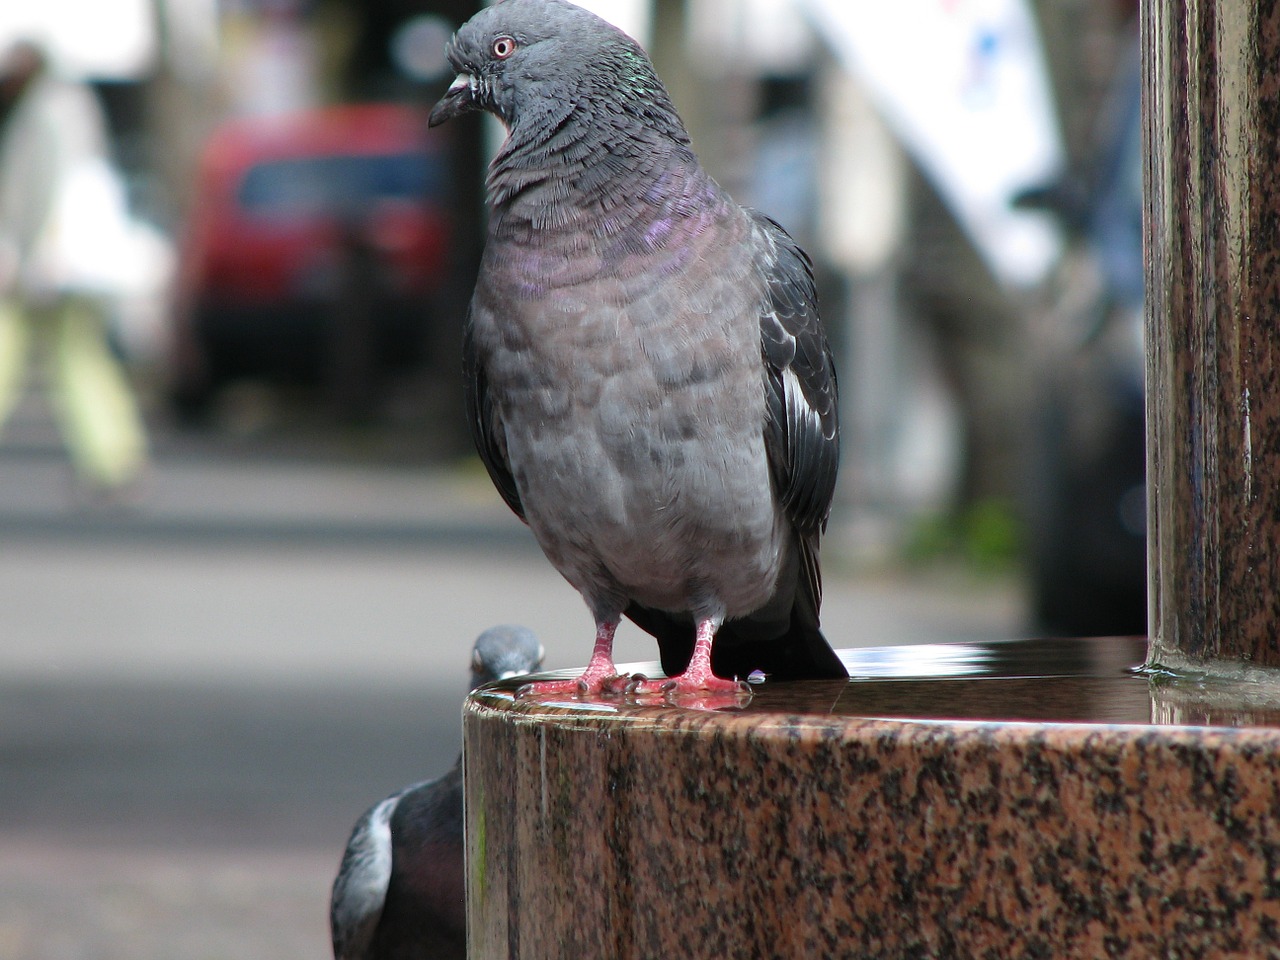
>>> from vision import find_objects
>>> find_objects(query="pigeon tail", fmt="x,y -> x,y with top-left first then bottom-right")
713,609 -> 847,682
627,586 -> 847,683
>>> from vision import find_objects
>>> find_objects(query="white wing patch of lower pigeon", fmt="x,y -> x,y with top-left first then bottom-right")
332,795 -> 397,959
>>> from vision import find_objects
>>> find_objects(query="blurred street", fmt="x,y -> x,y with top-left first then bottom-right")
0,390 -> 1024,960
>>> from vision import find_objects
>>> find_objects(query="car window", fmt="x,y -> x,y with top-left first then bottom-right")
237,152 -> 440,216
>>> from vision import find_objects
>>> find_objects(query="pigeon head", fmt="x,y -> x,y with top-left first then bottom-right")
428,0 -> 688,150
469,624 -> 545,689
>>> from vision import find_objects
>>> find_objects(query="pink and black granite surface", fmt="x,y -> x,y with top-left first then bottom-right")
464,638 -> 1280,959
1144,0 -> 1280,667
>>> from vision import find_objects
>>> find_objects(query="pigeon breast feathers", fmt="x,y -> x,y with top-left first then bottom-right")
465,208 -> 841,545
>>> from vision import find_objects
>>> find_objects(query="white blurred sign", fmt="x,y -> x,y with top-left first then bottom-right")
0,0 -> 156,80
570,0 -> 652,45
801,0 -> 1064,287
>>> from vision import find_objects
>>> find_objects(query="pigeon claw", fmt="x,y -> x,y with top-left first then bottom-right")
626,671 -> 752,701
602,673 -> 634,695
515,673 -> 629,701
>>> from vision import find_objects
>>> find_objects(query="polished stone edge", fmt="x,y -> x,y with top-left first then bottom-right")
464,690 -> 1280,959
468,682 -> 1280,747
470,682 -> 1280,735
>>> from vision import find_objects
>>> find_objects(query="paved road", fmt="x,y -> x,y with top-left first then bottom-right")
0,404 -> 1024,959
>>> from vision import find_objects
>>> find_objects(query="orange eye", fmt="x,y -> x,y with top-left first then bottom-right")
492,36 -> 516,59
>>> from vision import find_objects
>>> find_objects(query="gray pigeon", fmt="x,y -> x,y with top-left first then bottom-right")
429,0 -> 844,696
329,625 -> 544,960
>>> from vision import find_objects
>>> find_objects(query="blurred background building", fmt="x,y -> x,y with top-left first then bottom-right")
0,0 -> 1145,634
0,0 -> 1146,634
0,3 -> 1146,954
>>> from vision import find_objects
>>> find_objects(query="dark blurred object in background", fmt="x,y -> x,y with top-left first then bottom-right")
167,103 -> 454,423
1020,41 -> 1145,637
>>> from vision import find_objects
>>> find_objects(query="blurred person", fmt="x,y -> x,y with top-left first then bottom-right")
0,40 -> 147,497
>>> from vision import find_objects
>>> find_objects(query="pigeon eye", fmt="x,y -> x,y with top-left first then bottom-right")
492,36 -> 516,59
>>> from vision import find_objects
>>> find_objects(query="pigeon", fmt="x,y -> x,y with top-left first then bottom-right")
429,0 -> 845,696
329,625 -> 544,960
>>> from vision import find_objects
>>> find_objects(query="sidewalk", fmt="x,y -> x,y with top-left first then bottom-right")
0,446 -> 533,549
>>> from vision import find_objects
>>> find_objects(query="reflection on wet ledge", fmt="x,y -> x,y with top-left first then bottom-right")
475,636 -> 1280,729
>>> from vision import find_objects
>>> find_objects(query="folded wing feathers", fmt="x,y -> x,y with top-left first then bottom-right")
463,313 -> 525,522
753,212 -> 839,539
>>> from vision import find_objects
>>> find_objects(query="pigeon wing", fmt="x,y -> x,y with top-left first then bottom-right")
633,211 -> 845,682
463,311 -> 525,522
754,212 -> 840,545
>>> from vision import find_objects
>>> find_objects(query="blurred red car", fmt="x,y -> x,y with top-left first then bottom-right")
169,102 -> 454,417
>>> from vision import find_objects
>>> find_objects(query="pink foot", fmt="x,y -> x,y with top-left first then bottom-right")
626,667 -> 750,699
625,618 -> 751,703
517,668 -> 630,699
516,621 -> 627,699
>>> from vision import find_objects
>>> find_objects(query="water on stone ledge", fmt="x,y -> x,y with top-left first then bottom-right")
482,637 -> 1280,729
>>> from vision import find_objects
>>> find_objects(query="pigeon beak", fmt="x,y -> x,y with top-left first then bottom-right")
429,74 -> 477,127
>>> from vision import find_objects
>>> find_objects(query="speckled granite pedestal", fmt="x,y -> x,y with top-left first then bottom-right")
464,638 -> 1280,959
